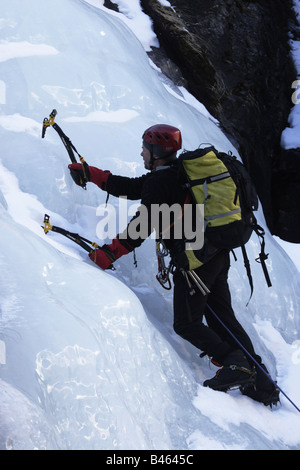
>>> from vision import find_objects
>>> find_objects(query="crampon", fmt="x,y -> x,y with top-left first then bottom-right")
240,381 -> 281,408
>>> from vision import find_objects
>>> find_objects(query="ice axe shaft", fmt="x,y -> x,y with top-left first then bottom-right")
41,109 -> 89,187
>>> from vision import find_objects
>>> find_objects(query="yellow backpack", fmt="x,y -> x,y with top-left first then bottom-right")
178,146 -> 271,298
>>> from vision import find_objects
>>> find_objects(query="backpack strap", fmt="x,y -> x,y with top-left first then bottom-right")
240,243 -> 254,306
254,224 -> 272,288
237,222 -> 272,306
186,171 -> 231,188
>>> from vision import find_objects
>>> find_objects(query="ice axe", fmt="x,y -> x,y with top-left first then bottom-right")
42,109 -> 90,188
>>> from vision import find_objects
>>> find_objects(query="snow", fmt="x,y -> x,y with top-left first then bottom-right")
0,41 -> 58,62
0,0 -> 299,451
83,0 -> 159,51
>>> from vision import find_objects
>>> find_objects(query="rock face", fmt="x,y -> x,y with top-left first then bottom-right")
140,0 -> 300,242
106,0 -> 300,242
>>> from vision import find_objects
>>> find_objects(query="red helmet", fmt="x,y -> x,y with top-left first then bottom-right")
143,124 -> 182,157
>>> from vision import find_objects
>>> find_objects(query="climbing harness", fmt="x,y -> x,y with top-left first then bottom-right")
42,214 -> 99,255
42,109 -> 90,189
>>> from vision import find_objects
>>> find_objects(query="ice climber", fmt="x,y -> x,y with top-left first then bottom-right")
68,124 -> 279,407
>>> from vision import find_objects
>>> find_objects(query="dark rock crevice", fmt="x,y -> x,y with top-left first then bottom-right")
104,0 -> 300,242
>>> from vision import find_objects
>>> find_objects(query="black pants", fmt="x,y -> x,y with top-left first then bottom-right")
173,250 -> 258,365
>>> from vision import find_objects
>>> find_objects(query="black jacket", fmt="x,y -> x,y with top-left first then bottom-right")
106,161 -> 187,256
105,159 -> 220,269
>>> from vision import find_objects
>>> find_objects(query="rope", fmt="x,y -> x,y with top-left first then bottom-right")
205,302 -> 300,413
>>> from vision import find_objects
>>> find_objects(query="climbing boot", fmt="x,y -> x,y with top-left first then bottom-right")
203,349 -> 256,392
